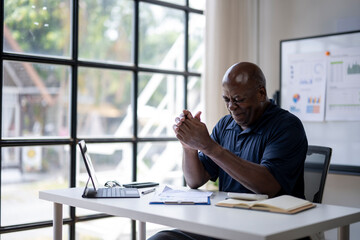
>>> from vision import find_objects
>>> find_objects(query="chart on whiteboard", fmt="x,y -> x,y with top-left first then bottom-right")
325,47 -> 360,121
283,48 -> 360,122
283,52 -> 326,121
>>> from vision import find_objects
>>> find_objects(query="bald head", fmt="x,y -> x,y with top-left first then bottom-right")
221,62 -> 269,129
222,62 -> 266,89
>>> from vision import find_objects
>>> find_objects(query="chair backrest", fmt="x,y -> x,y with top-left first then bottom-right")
304,145 -> 332,203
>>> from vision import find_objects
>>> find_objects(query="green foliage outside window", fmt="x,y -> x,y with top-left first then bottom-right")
4,0 -> 71,56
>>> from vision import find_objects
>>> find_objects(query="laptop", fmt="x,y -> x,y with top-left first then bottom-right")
78,140 -> 140,198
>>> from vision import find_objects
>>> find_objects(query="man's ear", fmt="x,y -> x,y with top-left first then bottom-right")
258,86 -> 267,101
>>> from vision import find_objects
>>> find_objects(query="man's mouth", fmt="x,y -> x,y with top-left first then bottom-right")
232,112 -> 245,117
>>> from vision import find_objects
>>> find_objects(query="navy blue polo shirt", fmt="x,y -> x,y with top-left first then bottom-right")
199,100 -> 308,198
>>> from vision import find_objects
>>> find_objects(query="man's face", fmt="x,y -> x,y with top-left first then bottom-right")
222,76 -> 265,129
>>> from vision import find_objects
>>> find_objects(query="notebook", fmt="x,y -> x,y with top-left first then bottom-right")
78,140 -> 140,198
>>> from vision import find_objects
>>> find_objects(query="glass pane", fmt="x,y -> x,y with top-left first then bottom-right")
1,145 -> 70,226
189,0 -> 206,10
2,61 -> 71,138
79,0 -> 134,64
76,218 -> 131,240
139,3 -> 185,70
137,142 -> 183,186
137,73 -> 184,138
1,226 -> 69,240
187,76 -> 204,113
188,13 -> 205,72
3,0 -> 71,57
76,142 -> 133,216
77,67 -> 133,138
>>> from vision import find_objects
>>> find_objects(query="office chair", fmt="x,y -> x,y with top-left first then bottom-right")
304,145 -> 332,204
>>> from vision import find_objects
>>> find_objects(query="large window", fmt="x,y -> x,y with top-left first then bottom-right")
1,0 -> 205,239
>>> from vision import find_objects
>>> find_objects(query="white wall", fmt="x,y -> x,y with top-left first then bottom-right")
204,0 -> 259,130
258,0 -> 360,98
258,0 -> 360,239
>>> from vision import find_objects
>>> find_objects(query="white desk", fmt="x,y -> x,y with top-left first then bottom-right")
39,187 -> 360,240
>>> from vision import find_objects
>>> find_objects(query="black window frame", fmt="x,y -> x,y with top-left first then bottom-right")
0,0 -> 205,239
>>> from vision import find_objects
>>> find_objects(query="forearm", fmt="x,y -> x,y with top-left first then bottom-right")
202,142 -> 281,197
182,148 -> 210,189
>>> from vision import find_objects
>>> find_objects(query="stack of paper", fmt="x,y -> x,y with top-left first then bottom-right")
149,186 -> 213,205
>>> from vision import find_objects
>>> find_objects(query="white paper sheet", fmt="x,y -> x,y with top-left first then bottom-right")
149,186 -> 213,204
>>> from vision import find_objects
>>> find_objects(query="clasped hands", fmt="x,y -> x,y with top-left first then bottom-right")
173,110 -> 212,152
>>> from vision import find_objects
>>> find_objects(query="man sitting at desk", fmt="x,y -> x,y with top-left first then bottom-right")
148,62 -> 308,240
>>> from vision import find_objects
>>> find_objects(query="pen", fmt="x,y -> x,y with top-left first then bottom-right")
142,188 -> 156,195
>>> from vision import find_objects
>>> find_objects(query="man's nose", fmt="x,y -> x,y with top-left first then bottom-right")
228,101 -> 237,110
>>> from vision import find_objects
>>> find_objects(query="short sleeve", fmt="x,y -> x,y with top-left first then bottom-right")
198,151 -> 219,181
261,117 -> 307,195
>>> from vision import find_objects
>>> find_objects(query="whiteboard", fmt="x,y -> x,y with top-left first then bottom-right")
280,31 -> 360,171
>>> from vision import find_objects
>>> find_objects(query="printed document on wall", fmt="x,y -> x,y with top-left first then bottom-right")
325,47 -> 360,121
283,53 -> 326,121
